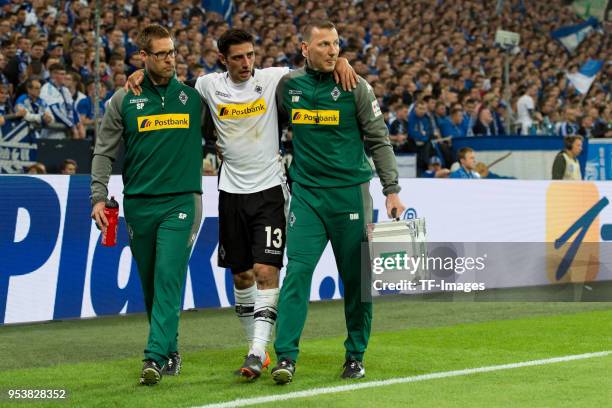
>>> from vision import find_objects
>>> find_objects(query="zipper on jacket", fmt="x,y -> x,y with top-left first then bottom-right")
314,74 -> 321,124
151,81 -> 167,111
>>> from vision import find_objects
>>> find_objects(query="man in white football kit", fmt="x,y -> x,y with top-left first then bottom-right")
127,28 -> 356,379
198,30 -> 290,379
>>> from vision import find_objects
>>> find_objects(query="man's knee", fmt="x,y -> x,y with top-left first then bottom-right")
253,263 -> 279,288
233,269 -> 255,289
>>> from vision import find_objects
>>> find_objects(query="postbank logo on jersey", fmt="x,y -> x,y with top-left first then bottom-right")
291,109 -> 340,125
217,98 -> 266,119
137,114 -> 189,132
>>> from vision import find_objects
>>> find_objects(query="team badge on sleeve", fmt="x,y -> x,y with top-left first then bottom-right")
371,99 -> 382,117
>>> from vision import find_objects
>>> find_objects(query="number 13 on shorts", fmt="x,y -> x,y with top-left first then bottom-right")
265,226 -> 283,249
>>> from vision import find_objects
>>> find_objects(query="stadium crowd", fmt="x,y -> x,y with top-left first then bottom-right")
0,0 -> 609,175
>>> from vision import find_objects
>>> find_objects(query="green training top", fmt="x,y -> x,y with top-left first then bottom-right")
276,65 -> 400,195
90,72 -> 211,205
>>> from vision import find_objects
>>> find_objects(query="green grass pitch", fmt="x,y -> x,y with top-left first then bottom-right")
0,298 -> 610,407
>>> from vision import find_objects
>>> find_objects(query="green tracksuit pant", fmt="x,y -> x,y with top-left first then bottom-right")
274,182 -> 373,363
124,192 -> 202,366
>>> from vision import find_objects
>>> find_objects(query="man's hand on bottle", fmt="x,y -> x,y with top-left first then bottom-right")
91,201 -> 108,232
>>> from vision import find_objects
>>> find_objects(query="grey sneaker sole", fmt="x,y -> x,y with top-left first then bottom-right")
272,368 -> 293,384
343,371 -> 365,379
140,367 -> 161,385
342,368 -> 365,379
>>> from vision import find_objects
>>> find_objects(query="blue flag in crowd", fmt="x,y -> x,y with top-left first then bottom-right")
202,0 -> 234,22
551,17 -> 599,53
567,59 -> 604,95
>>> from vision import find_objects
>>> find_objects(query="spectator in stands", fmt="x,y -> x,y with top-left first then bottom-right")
26,162 -> 46,174
14,78 -> 53,140
109,54 -> 126,78
592,105 -> 612,138
2,38 -> 19,87
29,41 -> 45,64
126,51 -> 143,75
388,104 -> 409,152
552,135 -> 583,180
462,98 -> 477,137
433,101 -> 448,132
190,63 -> 205,79
424,95 -> 440,137
421,156 -> 450,178
60,158 -> 78,175
66,71 -> 87,108
440,106 -> 466,139
516,84 -> 541,135
105,28 -> 126,58
483,94 -> 507,135
428,99 -> 454,166
450,147 -> 480,179
0,52 -> 9,87
473,106 -> 500,136
113,72 -> 127,90
77,79 -> 107,139
47,42 -> 65,65
0,20 -> 10,42
175,61 -> 189,81
578,115 -> 595,138
40,63 -> 84,139
0,83 -> 16,136
202,48 -> 220,73
68,49 -> 90,83
557,106 -> 580,137
407,99 -> 433,174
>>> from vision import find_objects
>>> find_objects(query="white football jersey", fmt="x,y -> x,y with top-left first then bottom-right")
195,67 -> 290,193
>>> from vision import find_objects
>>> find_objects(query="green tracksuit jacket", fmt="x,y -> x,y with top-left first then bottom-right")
274,65 -> 401,363
90,72 -> 209,366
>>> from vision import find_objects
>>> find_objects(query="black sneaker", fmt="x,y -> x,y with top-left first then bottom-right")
341,359 -> 365,379
237,352 -> 270,380
139,360 -> 163,385
164,352 -> 182,376
271,358 -> 295,384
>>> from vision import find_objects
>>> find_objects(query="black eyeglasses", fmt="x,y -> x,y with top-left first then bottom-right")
146,49 -> 177,60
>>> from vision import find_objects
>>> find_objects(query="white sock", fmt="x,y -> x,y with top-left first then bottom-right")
251,288 -> 279,362
234,284 -> 257,347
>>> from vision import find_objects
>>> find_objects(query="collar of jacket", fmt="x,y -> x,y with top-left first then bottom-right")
304,62 -> 333,80
142,70 -> 180,92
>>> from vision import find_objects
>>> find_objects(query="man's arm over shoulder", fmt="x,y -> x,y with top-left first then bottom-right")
90,88 -> 126,206
353,77 -> 400,195
275,71 -> 292,126
199,93 -> 215,144
193,72 -> 218,101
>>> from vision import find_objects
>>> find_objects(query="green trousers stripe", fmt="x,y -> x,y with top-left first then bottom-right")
124,193 -> 202,366
275,182 -> 373,363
